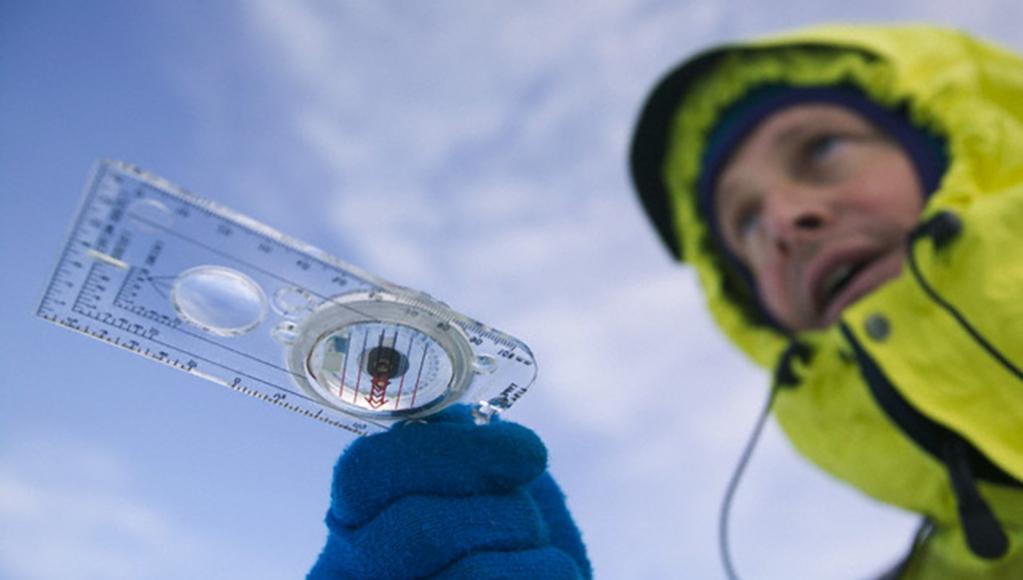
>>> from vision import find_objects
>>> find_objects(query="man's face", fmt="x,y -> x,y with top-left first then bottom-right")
713,104 -> 924,331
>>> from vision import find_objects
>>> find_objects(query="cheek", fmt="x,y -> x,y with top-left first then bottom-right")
748,255 -> 797,326
855,157 -> 925,228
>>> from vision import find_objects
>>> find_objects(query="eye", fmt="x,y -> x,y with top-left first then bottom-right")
806,134 -> 844,162
735,207 -> 760,237
796,132 -> 858,182
725,201 -> 761,246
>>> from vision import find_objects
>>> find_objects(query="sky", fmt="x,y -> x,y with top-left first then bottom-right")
3,2 -> 1023,579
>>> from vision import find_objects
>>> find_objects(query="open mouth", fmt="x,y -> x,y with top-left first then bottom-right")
820,260 -> 868,306
810,253 -> 881,321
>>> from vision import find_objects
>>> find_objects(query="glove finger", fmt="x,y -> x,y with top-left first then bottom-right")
528,473 -> 592,579
433,547 -> 584,579
334,417 -> 547,526
341,490 -> 548,579
306,527 -> 365,579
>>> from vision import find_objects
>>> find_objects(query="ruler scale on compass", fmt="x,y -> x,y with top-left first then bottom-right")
37,160 -> 536,435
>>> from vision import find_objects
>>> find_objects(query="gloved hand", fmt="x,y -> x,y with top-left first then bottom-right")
307,406 -> 591,579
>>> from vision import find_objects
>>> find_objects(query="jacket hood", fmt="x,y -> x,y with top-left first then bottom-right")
629,23 -> 1023,369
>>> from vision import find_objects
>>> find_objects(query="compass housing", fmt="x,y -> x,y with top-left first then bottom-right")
287,291 -> 476,420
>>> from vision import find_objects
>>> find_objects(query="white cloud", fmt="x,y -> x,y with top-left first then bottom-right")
0,437 -> 294,580
0,439 -> 180,580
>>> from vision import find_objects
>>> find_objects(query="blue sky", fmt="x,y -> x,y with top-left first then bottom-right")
4,2 -> 1023,578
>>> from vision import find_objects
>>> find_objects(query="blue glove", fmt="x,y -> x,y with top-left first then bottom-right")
307,406 -> 591,579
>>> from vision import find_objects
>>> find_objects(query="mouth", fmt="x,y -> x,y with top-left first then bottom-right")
807,247 -> 904,326
819,260 -> 867,306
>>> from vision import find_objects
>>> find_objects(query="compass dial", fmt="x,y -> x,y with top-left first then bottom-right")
306,321 -> 454,413
286,294 -> 475,420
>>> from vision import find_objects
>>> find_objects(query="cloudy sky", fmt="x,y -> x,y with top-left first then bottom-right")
4,2 -> 1023,578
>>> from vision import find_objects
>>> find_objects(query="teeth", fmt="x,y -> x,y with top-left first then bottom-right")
823,263 -> 855,298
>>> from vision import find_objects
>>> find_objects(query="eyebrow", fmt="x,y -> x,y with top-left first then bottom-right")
771,122 -> 819,152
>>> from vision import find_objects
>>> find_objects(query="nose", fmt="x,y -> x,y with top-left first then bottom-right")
761,190 -> 833,255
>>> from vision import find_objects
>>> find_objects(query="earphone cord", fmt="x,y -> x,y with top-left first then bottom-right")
719,380 -> 781,580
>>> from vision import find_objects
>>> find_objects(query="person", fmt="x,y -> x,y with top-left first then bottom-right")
307,24 -> 1023,579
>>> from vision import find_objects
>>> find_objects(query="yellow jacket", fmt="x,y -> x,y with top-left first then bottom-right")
630,25 -> 1023,578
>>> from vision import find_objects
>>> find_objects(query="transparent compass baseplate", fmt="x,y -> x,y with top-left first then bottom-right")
36,160 -> 537,435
